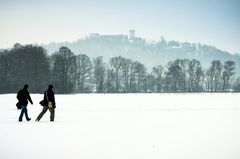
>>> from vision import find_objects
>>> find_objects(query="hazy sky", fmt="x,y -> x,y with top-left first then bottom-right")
1,0 -> 240,53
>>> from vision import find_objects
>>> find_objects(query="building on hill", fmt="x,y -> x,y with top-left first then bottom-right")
129,30 -> 135,40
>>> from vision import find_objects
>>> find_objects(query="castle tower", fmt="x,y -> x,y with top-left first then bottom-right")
129,30 -> 135,40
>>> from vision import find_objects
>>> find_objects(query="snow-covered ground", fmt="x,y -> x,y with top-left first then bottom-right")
0,93 -> 240,159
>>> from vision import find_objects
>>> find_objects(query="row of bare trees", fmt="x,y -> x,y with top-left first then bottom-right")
49,47 -> 239,93
0,44 -> 239,93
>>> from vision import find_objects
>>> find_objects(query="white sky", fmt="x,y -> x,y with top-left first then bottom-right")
0,0 -> 240,53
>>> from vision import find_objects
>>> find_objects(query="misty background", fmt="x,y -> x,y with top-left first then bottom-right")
1,0 -> 240,53
0,0 -> 240,93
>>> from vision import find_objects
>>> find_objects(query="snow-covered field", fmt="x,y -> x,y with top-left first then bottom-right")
0,93 -> 240,159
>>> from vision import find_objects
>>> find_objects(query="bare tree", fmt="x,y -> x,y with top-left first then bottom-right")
164,59 -> 188,92
93,56 -> 106,93
205,60 -> 222,92
222,60 -> 235,91
143,74 -> 155,93
75,54 -> 93,93
121,58 -> 132,92
0,50 -> 11,93
106,68 -> 115,93
51,47 -> 76,93
134,62 -> 147,92
129,61 -> 138,92
110,56 -> 124,92
152,65 -> 164,92
187,59 -> 204,92
233,77 -> 240,92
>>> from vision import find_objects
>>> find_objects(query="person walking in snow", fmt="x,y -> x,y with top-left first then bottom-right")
17,84 -> 33,122
36,84 -> 56,122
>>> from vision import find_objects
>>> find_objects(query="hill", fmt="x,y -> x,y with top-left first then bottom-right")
44,33 -> 240,74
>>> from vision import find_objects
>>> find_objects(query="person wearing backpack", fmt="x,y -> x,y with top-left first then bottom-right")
36,84 -> 56,122
17,84 -> 33,122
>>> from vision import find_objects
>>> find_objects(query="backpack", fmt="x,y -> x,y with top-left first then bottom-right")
17,90 -> 23,101
16,90 -> 23,109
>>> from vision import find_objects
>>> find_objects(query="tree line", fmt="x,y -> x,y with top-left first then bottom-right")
0,44 -> 240,94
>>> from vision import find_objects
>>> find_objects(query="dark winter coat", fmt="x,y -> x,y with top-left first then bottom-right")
17,88 -> 33,106
43,88 -> 56,108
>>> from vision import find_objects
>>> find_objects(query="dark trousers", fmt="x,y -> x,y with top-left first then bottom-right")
19,105 -> 30,121
36,106 -> 55,121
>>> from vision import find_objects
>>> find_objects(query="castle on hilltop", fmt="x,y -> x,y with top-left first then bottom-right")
90,30 -> 136,40
88,30 -> 145,45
